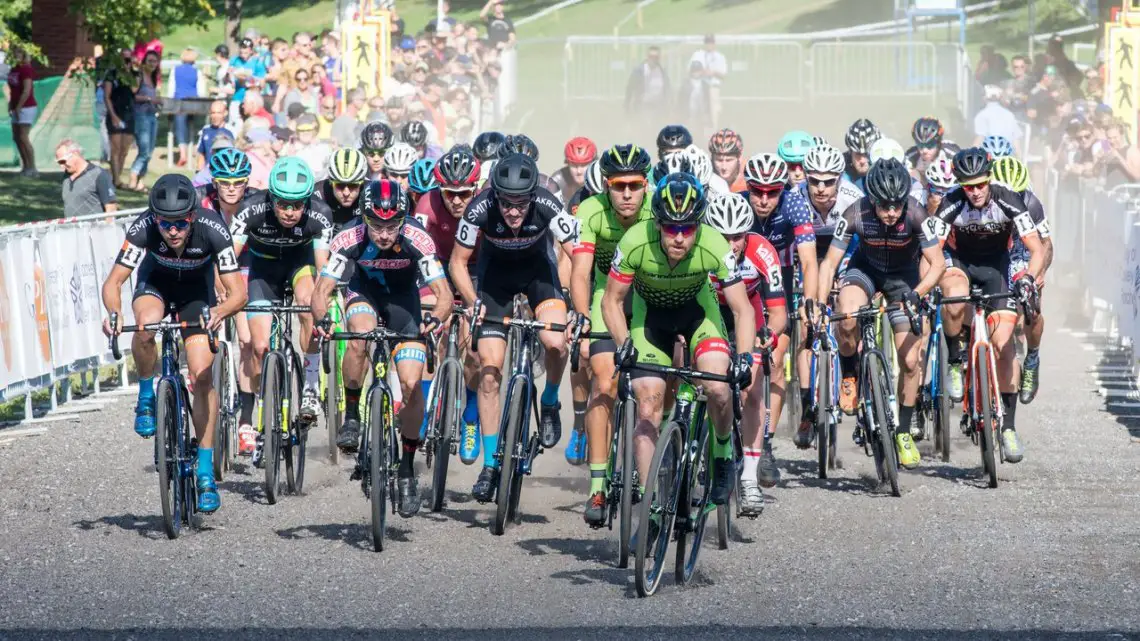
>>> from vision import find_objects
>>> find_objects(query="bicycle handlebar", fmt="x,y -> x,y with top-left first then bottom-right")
323,328 -> 436,374
242,304 -> 313,314
108,308 -> 218,361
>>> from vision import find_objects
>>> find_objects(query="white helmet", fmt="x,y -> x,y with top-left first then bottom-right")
811,135 -> 829,147
682,144 -> 713,187
804,143 -> 846,176
383,142 -> 418,175
704,192 -> 754,235
583,159 -> 604,195
924,157 -> 956,190
743,152 -> 788,186
869,137 -> 906,164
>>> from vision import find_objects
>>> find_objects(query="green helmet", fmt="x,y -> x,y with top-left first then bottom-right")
777,130 -> 816,164
268,156 -> 315,201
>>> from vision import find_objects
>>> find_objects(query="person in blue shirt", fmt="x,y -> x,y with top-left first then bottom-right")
195,100 -> 234,171
228,38 -> 267,124
173,48 -> 201,167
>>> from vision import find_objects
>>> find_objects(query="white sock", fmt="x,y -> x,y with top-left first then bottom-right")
304,353 -> 320,392
741,447 -> 761,482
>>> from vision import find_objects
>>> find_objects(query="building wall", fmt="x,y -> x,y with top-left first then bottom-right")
31,0 -> 95,76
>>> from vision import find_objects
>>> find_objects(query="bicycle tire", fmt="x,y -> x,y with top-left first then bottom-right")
492,377 -> 527,536
210,341 -> 231,481
977,349 -> 999,489
868,355 -> 900,497
717,426 -> 741,549
261,352 -> 285,505
816,350 -> 831,479
634,421 -> 684,598
290,352 -> 308,495
676,420 -> 714,585
786,320 -> 801,436
155,379 -> 180,539
430,361 -> 461,513
617,397 -> 636,568
323,340 -> 341,464
181,392 -> 197,531
935,332 -> 952,463
369,385 -> 391,552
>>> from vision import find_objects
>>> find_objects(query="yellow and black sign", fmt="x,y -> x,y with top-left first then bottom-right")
343,22 -> 380,100
1107,22 -> 1140,142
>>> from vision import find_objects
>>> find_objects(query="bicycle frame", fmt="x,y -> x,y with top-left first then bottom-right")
963,302 -> 1003,430
923,299 -> 945,407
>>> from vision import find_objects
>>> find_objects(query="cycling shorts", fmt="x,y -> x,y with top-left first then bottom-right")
630,284 -> 729,381
344,273 -> 423,338
476,257 -> 563,343
132,259 -> 214,338
242,247 -> 316,307
588,272 -> 634,357
944,249 -> 1018,316
838,254 -> 919,330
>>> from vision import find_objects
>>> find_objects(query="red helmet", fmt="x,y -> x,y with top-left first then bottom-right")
708,128 -> 743,156
564,136 -> 597,165
361,179 -> 408,223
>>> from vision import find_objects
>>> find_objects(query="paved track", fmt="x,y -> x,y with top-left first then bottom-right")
2,321 -> 1139,640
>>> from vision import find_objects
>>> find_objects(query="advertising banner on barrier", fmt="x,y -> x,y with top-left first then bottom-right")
0,235 -> 16,393
88,223 -> 134,352
1120,223 -> 1140,344
0,235 -> 53,398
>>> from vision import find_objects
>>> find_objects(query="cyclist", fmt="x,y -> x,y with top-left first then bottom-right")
906,116 -> 960,179
503,133 -> 562,197
741,152 -> 818,448
815,158 -> 947,468
777,130 -> 817,187
312,179 -> 453,517
316,148 -> 368,232
360,121 -> 395,180
991,156 -> 1054,404
408,157 -> 439,207
401,120 -> 443,161
843,118 -> 882,191
709,128 -> 747,192
383,142 -> 419,192
651,153 -> 692,188
981,135 -> 1015,159
682,144 -> 730,194
704,192 -> 786,513
473,130 -> 506,182
921,157 -> 956,215
566,160 -> 604,215
656,124 -> 693,160
870,137 -> 907,164
551,136 -> 598,202
604,177 -> 756,507
930,148 -> 1046,464
231,157 -> 334,464
568,144 -> 655,525
448,153 -> 578,502
101,174 -> 247,513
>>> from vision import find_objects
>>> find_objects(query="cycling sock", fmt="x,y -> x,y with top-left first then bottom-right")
482,433 -> 500,468
399,438 -> 419,477
589,463 -> 607,494
897,404 -> 915,434
573,400 -> 587,432
946,335 -> 963,363
138,377 -> 155,402
463,387 -> 479,424
1023,348 -> 1040,369
420,379 -> 432,402
713,433 -> 733,459
345,386 -> 362,421
303,353 -> 320,391
839,354 -> 858,379
800,388 -> 813,414
741,447 -> 761,481
541,382 -> 560,406
239,392 -> 255,425
197,448 -> 214,480
1001,393 -> 1017,431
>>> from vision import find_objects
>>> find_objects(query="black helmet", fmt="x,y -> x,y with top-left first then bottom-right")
434,147 -> 481,187
911,116 -> 944,146
473,131 -> 506,161
599,144 -> 651,177
651,177 -> 706,225
360,121 -> 395,151
654,154 -> 692,182
845,118 -> 881,154
656,125 -> 693,156
865,158 -> 912,206
504,133 -> 540,161
360,179 -> 410,223
952,147 -> 992,184
401,120 -> 428,147
490,153 -> 539,197
149,174 -> 197,219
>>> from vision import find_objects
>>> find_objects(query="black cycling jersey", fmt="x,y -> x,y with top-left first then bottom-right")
567,185 -> 595,215
830,196 -> 936,274
322,217 -> 445,294
904,140 -> 960,171
230,191 -> 334,260
455,186 -> 577,262
929,183 -> 1036,262
195,184 -> 261,225
115,207 -> 239,276
313,179 -> 362,231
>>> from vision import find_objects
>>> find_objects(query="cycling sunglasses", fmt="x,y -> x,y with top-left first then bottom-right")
607,177 -> 647,192
748,183 -> 784,197
961,180 -> 990,192
158,216 -> 193,231
273,198 -> 306,211
214,177 -> 248,188
786,162 -> 803,172
499,194 -> 531,210
660,223 -> 697,237
442,187 -> 476,199
807,176 -> 838,188
876,200 -> 906,212
332,181 -> 363,190
362,147 -> 387,158
928,186 -> 950,197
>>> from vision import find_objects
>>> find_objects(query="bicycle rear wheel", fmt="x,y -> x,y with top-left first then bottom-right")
676,421 -> 714,585
977,350 -> 999,489
867,355 -> 900,497
369,385 -> 392,551
635,421 -> 684,598
616,397 -> 636,568
323,340 -> 341,464
430,362 -> 461,513
289,352 -> 308,495
934,332 -> 952,463
785,319 -> 801,436
155,379 -> 180,539
492,377 -> 527,536
816,351 -> 831,479
261,352 -> 286,505
211,341 -> 234,481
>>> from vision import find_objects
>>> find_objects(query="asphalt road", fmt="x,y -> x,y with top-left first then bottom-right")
2,321 -> 1139,641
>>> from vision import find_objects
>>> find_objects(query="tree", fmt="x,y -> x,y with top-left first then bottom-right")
0,0 -> 41,62
225,0 -> 242,53
71,0 -> 216,61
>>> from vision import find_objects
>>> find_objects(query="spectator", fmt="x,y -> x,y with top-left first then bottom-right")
128,50 -> 162,193
242,91 -> 274,122
229,38 -> 267,125
281,67 -> 319,117
427,0 -> 458,34
332,88 -> 366,147
311,62 -> 336,100
263,38 -> 291,100
1047,35 -> 1084,98
482,0 -> 516,48
625,45 -> 671,120
365,95 -> 388,122
196,100 -> 233,170
172,47 -> 201,167
690,35 -> 727,130
92,50 -> 110,162
274,32 -> 319,115
321,30 -> 342,95
290,113 -> 331,180
241,127 -> 277,189
316,95 -> 337,141
211,44 -> 234,100
978,53 -> 1010,87
973,85 -> 1022,154
1026,67 -> 1059,131
1061,118 -> 1100,178
1004,54 -> 1033,117
384,96 -> 408,132
678,58 -> 708,130
7,48 -> 37,177
103,49 -> 136,188
1102,119 -> 1140,185
56,139 -> 118,217
191,133 -> 235,186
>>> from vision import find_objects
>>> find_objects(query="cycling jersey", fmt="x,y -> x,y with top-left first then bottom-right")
746,187 -> 815,267
230,191 -> 334,260
566,185 -> 595,215
413,189 -> 466,266
929,183 -> 1037,263
713,232 -> 784,309
797,179 -> 863,255
313,179 -> 362,231
549,166 -> 581,203
905,140 -> 960,179
1008,188 -> 1051,286
573,193 -> 654,277
842,153 -> 866,191
455,186 -> 576,262
116,207 -> 239,277
195,184 -> 260,225
830,196 -> 934,274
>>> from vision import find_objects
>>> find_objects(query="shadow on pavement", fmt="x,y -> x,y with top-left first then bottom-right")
778,459 -> 882,495
274,522 -> 410,550
72,514 -> 171,540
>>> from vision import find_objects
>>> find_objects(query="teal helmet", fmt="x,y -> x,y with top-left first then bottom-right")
777,130 -> 816,164
409,158 -> 439,194
209,148 -> 251,180
268,156 -> 315,201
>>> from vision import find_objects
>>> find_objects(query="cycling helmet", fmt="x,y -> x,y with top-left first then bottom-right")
658,170 -> 704,197
652,177 -> 706,225
869,137 -> 906,164
268,156 -> 316,201
209,147 -> 252,179
865,158 -> 912,206
845,118 -> 881,154
981,135 -> 1014,159
361,179 -> 409,223
383,142 -> 418,175
656,125 -> 693,154
504,133 -> 540,161
708,128 -> 743,156
911,116 -> 944,146
804,144 -> 846,176
491,153 -> 539,197
583,160 -> 604,195
925,157 -> 957,190
777,130 -> 816,164
564,136 -> 597,164
599,143 -> 652,177
149,174 -> 197,219
360,121 -> 395,151
704,192 -> 754,235
952,147 -> 992,185
682,145 -> 713,187
811,135 -> 829,147
327,148 -> 368,183
434,147 -> 481,187
409,158 -> 439,194
473,131 -> 506,161
743,153 -> 789,187
991,156 -> 1030,192
401,120 -> 429,148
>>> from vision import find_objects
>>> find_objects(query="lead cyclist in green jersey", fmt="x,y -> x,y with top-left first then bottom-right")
603,176 -> 756,506
569,144 -> 655,526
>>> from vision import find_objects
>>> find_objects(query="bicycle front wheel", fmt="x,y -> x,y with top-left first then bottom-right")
369,385 -> 392,552
323,339 -> 341,464
934,332 -> 952,463
430,362 -> 461,513
816,351 -> 831,479
785,319 -> 801,436
635,421 -> 683,598
289,352 -> 308,495
676,421 -> 715,585
155,379 -> 180,539
261,352 -> 286,505
210,341 -> 233,481
867,355 -> 900,497
977,349 -> 999,489
492,377 -> 527,536
616,397 -> 636,568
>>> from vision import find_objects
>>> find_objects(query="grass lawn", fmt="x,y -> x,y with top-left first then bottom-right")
0,169 -> 151,225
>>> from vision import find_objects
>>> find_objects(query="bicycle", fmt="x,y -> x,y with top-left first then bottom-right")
246,293 -> 312,505
785,267 -> 804,436
804,298 -> 841,479
320,286 -> 348,464
421,301 -> 471,513
210,317 -> 240,481
917,289 -> 952,463
320,325 -> 433,552
108,306 -> 218,540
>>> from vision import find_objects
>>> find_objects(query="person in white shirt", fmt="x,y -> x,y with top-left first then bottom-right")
688,34 -> 728,130
973,84 -> 1022,156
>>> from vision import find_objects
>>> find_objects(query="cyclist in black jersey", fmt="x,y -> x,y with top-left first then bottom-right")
316,147 -> 369,232
101,174 -> 248,514
448,153 -> 578,503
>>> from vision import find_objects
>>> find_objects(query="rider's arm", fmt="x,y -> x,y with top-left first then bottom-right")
998,186 -> 1045,280
104,213 -> 151,317
101,263 -> 134,319
603,232 -> 639,347
787,192 -> 819,306
816,202 -> 858,302
311,274 -> 337,325
427,273 -> 454,324
229,202 -> 254,256
213,270 -> 248,322
417,247 -> 454,324
722,281 -> 755,357
915,243 -> 946,297
310,201 -> 335,275
449,244 -> 478,307
569,252 -> 594,318
765,296 -> 787,338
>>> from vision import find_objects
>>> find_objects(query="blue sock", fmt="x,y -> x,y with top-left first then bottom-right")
541,382 -> 560,406
420,379 -> 432,401
138,377 -> 155,402
482,433 -> 499,468
197,448 -> 214,480
463,387 -> 479,424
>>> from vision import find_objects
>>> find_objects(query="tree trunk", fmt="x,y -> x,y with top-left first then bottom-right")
224,0 -> 242,52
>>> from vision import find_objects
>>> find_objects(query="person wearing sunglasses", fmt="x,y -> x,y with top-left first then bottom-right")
315,148 -> 369,233
905,116 -> 960,181
101,173 -> 247,514
449,153 -> 579,503
843,118 -> 882,192
605,176 -> 756,508
740,152 -> 819,445
565,159 -> 604,215
776,130 -> 816,187
230,157 -> 334,463
551,136 -> 598,203
709,128 -> 748,192
312,179 -> 453,518
928,148 -> 1046,465
383,142 -> 419,191
655,124 -> 693,161
359,121 -> 395,180
816,158 -> 946,470
201,148 -> 256,225
567,144 -> 654,524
